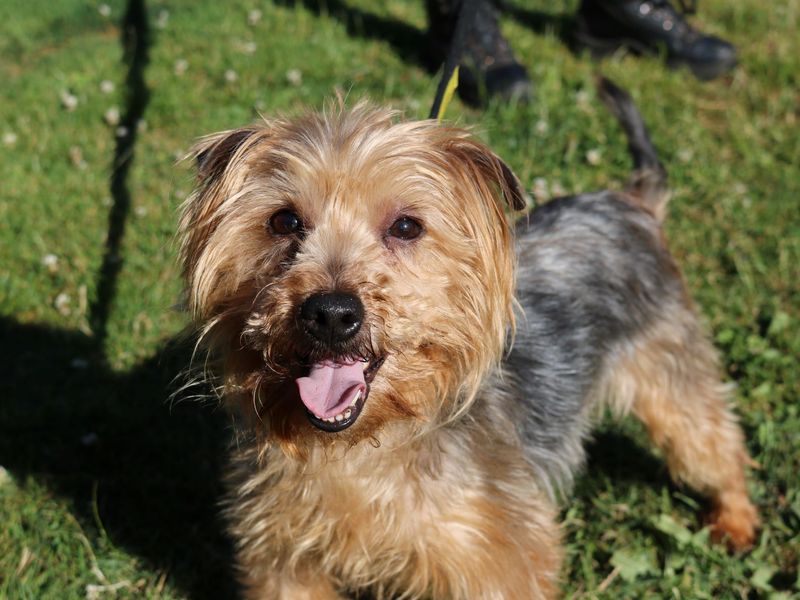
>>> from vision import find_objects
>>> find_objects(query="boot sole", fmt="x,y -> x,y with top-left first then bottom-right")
573,29 -> 737,81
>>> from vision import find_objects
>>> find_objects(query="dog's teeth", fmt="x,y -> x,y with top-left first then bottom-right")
344,408 -> 351,419
326,417 -> 335,423
350,389 -> 362,407
335,413 -> 344,422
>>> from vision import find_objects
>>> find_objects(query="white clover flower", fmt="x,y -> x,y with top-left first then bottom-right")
55,293 -> 71,316
60,90 -> 79,111
155,9 -> 170,29
69,146 -> 87,170
239,41 -> 257,54
286,68 -> 302,86
104,106 -> 120,126
174,59 -> 188,75
586,149 -> 602,166
532,177 -> 549,202
42,254 -> 59,273
677,148 -> 693,163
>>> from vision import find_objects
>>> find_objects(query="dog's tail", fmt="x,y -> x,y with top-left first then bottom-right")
597,77 -> 670,222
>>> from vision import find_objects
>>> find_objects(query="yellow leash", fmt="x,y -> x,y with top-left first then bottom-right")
433,66 -> 460,122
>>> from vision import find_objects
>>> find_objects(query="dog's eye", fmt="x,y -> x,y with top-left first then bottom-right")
387,216 -> 423,241
269,210 -> 303,236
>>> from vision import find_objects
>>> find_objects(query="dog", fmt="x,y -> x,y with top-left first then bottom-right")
178,79 -> 759,599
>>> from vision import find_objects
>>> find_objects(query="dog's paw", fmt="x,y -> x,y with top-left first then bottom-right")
708,492 -> 760,552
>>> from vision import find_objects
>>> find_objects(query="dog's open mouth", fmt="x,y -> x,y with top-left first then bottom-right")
296,356 -> 384,432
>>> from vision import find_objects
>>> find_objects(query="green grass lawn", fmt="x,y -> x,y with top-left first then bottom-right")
1,0 -> 797,598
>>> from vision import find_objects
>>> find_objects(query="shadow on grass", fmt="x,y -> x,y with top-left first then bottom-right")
0,0 -> 237,597
90,0 -> 151,343
276,0 -> 432,70
582,429 -> 671,488
0,318 -> 237,599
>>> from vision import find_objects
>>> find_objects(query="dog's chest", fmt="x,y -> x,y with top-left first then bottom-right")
263,445 -> 486,573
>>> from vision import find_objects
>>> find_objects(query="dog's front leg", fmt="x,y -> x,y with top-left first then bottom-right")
407,494 -> 563,600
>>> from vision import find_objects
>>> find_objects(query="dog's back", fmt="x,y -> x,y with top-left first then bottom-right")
504,79 -> 699,495
502,80 -> 757,554
506,192 -> 681,494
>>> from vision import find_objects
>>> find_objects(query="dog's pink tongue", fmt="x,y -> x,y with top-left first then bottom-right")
296,360 -> 365,418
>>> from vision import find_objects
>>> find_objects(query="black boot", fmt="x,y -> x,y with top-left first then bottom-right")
573,0 -> 737,81
426,0 -> 533,106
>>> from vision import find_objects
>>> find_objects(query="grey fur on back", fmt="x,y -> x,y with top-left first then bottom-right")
490,77 -> 683,496
503,193 -> 685,496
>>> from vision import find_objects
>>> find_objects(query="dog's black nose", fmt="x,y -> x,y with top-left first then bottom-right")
299,292 -> 364,345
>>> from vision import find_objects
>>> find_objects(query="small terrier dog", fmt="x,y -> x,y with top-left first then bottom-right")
179,79 -> 758,599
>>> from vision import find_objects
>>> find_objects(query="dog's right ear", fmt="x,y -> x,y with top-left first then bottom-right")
193,127 -> 259,183
438,135 -> 528,213
180,127 -> 263,307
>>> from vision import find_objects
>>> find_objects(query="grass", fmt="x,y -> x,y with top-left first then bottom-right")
0,0 -> 797,598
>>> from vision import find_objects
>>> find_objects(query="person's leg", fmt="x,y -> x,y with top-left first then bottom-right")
425,0 -> 533,106
574,0 -> 737,81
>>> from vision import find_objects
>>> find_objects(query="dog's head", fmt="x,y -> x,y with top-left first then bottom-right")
180,102 -> 524,455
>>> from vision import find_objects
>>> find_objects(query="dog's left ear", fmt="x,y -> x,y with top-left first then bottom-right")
443,137 -> 527,212
180,127 -> 264,299
193,127 -> 259,183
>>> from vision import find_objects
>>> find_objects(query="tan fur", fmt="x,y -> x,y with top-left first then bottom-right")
228,427 -> 561,600
603,312 -> 759,550
180,102 -> 756,599
181,104 -> 523,446
181,102 -> 558,598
